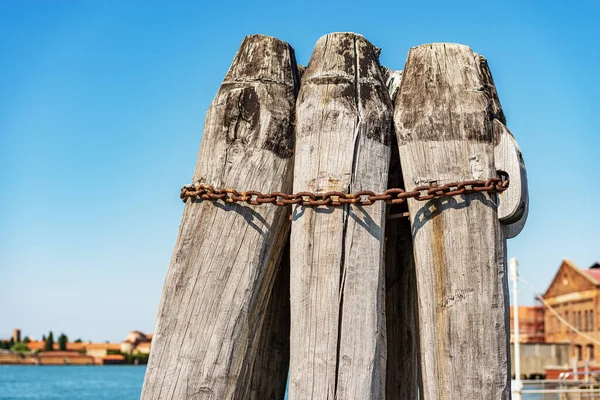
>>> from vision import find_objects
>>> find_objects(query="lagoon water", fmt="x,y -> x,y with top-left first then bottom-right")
0,366 -> 535,400
0,365 -> 146,400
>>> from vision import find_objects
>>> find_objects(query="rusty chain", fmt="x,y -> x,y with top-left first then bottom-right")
179,178 -> 509,207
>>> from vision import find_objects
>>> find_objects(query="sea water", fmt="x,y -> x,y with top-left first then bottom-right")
0,365 -> 146,400
0,366 -> 539,400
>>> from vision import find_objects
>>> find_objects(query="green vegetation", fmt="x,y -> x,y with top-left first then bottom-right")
10,342 -> 29,353
2,331 -> 80,354
58,333 -> 68,351
103,349 -> 150,364
1,336 -> 30,353
44,331 -> 54,351
122,352 -> 150,365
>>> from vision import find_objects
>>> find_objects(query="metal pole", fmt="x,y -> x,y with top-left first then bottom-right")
585,359 -> 589,382
510,257 -> 522,400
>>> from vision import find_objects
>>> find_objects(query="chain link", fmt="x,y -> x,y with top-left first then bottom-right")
180,178 -> 509,207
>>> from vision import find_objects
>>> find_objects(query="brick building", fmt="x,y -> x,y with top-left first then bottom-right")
510,305 -> 545,344
543,259 -> 600,366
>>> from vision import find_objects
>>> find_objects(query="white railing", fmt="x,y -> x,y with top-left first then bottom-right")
559,372 -> 600,382
515,379 -> 600,399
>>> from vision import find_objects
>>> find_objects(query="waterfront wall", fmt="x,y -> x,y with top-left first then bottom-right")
510,343 -> 571,378
0,351 -> 36,365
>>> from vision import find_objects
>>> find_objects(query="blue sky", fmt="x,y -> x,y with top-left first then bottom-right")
0,1 -> 598,342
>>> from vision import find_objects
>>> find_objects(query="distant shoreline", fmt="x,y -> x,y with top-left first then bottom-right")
0,350 -> 148,366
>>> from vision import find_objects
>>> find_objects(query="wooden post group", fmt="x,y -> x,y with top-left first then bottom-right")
142,33 -> 528,400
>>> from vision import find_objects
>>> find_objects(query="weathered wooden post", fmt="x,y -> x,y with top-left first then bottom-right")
393,43 -> 528,399
143,33 -> 527,400
289,32 -> 392,399
141,34 -> 300,400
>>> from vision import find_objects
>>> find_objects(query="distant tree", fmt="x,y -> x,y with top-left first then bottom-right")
42,334 -> 46,341
58,333 -> 68,351
0,341 -> 9,350
10,342 -> 29,353
74,338 -> 82,343
23,336 -> 30,343
9,337 -> 14,348
44,331 -> 54,351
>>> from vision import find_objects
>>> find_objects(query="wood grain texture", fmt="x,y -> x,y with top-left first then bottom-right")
383,69 -> 421,400
382,68 -> 403,103
141,34 -> 299,400
394,43 -> 511,400
289,32 -> 391,400
494,120 -> 529,239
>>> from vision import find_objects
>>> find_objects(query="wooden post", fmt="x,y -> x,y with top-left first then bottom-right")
141,34 -> 300,400
393,43 -> 526,399
495,119 -> 529,239
289,32 -> 392,399
382,68 -> 422,399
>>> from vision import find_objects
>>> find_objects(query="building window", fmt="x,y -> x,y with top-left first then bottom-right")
585,311 -> 589,331
588,344 -> 595,361
576,344 -> 583,361
591,311 -> 595,332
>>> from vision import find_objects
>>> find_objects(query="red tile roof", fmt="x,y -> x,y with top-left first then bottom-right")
26,341 -> 45,351
65,342 -> 86,351
86,343 -> 122,350
27,341 -> 98,351
585,268 -> 600,283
